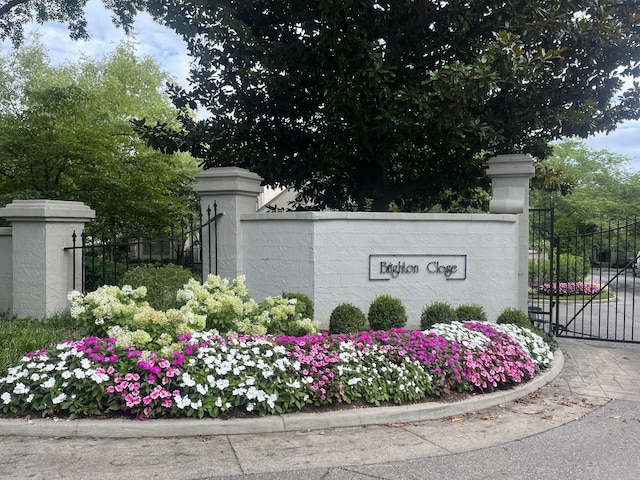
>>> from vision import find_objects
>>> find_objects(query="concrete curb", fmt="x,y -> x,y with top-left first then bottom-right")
0,350 -> 564,438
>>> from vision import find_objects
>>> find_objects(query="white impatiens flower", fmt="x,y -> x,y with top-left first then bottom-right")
13,383 -> 29,395
427,322 -> 491,350
52,393 -> 67,405
181,372 -> 196,387
41,377 -> 56,389
491,323 -> 554,367
1,392 -> 11,404
196,384 -> 209,395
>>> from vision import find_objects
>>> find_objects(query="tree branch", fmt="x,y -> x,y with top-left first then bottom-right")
0,0 -> 29,18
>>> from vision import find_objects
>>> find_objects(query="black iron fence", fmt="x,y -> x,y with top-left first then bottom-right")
528,208 -> 555,336
65,204 -> 220,293
529,208 -> 640,343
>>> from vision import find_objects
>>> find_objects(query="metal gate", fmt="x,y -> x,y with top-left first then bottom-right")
529,208 -> 640,343
65,204 -> 221,293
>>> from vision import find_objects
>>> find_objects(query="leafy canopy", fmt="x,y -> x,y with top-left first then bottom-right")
131,0 -> 640,211
531,139 -> 640,234
5,1 -> 639,211
0,39 -> 200,231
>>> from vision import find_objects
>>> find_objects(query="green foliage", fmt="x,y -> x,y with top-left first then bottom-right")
367,295 -> 408,331
329,303 -> 368,334
122,264 -> 194,311
176,275 -> 319,337
496,307 -> 558,349
420,302 -> 457,330
133,2 -> 640,212
529,253 -> 590,286
0,320 -> 552,419
531,326 -> 559,350
282,292 -> 315,321
455,304 -> 488,322
0,312 -> 91,376
531,140 -> 640,230
84,259 -> 129,293
496,307 -> 532,329
0,40 -> 200,231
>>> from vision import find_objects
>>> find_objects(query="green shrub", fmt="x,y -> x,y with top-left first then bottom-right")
0,312 -> 91,376
175,275 -> 319,336
420,301 -> 457,330
84,259 -> 129,291
529,253 -> 590,286
282,292 -> 315,320
122,264 -> 194,310
531,326 -> 559,350
496,307 -> 531,329
329,303 -> 368,334
368,294 -> 407,330
497,307 -> 558,349
455,304 -> 488,322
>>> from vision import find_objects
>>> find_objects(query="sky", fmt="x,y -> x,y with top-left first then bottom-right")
2,0 -> 640,170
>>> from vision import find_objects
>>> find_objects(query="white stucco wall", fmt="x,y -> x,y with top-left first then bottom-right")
241,212 -> 519,329
0,227 -> 12,314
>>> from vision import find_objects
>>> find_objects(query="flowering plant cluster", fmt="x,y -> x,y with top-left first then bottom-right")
68,285 -> 206,357
68,275 -> 319,356
0,321 -> 552,420
537,281 -> 607,296
173,275 -> 318,336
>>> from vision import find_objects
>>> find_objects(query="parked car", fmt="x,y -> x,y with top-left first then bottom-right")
633,251 -> 640,277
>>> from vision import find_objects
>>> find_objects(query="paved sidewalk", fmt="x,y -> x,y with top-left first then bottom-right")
0,338 -> 639,479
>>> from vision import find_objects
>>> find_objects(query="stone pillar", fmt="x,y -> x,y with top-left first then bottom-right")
0,227 -> 12,314
486,154 -> 536,313
0,200 -> 95,319
194,168 -> 264,281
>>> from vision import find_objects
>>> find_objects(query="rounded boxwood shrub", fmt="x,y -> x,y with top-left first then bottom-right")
455,304 -> 488,322
329,303 -> 367,334
496,307 -> 531,329
367,294 -> 407,330
283,292 -> 314,320
420,301 -> 457,330
122,263 -> 194,311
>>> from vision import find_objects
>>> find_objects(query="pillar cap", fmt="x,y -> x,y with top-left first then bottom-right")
486,154 -> 535,179
194,167 -> 264,197
0,199 -> 96,222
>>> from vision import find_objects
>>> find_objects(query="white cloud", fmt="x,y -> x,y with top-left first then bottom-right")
2,0 -> 191,87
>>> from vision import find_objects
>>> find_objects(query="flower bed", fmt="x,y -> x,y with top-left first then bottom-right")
537,281 -> 607,296
0,322 -> 553,420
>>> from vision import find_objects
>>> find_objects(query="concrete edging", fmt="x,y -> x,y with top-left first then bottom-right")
0,350 -> 564,438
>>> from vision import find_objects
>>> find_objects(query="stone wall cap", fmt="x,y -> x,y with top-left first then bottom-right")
486,154 -> 535,178
0,199 -> 96,222
240,211 -> 518,223
194,168 -> 264,196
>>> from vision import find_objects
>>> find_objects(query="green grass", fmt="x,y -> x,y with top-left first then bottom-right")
0,312 -> 92,376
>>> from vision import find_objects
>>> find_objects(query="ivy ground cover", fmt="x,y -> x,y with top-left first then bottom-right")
0,322 -> 553,420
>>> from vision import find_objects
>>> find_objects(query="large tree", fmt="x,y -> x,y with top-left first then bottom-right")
0,40 -> 200,231
6,1 -> 639,212
130,0 -> 640,211
531,139 -> 640,234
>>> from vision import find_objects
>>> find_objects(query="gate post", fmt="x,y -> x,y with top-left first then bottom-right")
0,200 -> 95,319
486,154 -> 536,313
194,167 -> 264,280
